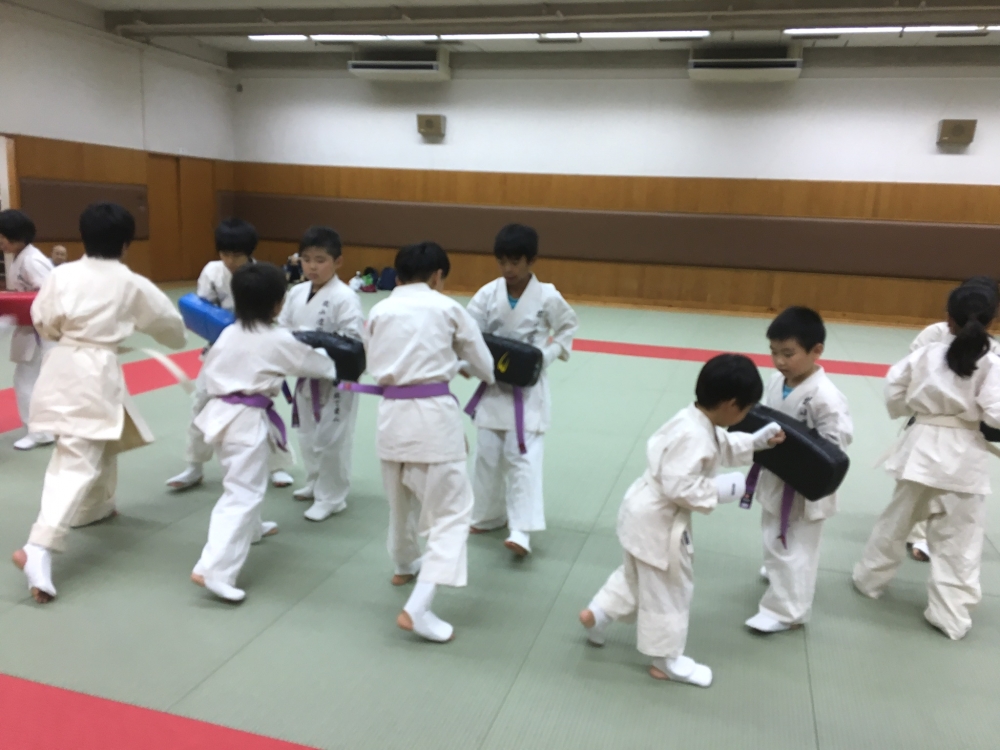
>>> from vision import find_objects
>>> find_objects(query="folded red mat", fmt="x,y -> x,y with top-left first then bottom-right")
0,291 -> 38,326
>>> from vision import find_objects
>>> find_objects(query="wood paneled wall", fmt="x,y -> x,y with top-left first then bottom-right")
232,162 -> 1000,226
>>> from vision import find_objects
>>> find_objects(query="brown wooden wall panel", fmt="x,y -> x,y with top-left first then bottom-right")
147,155 -> 184,282
179,158 -> 219,281
15,135 -> 147,185
231,162 -> 1000,226
223,193 -> 1000,282
33,239 -> 154,278
19,179 -> 149,241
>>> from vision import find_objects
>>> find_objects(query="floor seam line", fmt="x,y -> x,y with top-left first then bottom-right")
803,629 -> 823,750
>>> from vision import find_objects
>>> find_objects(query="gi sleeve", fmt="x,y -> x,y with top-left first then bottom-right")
274,330 -> 339,381
453,305 -> 495,384
653,437 -> 720,514
810,387 -> 854,450
23,253 -> 53,290
909,323 -> 946,354
29,273 -> 64,342
465,286 -> 490,331
978,356 -> 1000,429
542,291 -> 579,367
715,429 -> 757,468
884,354 -> 914,420
132,276 -> 186,349
334,291 -> 365,340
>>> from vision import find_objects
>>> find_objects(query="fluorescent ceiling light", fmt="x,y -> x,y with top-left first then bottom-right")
903,25 -> 986,33
440,33 -> 540,41
386,35 -> 439,41
310,34 -> 386,42
540,33 -> 581,40
784,27 -> 902,36
580,30 -> 710,39
248,34 -> 308,42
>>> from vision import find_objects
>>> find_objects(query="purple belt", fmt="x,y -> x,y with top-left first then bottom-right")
337,381 -> 455,401
464,382 -> 527,455
740,463 -> 796,549
219,392 -> 288,452
282,379 -> 322,428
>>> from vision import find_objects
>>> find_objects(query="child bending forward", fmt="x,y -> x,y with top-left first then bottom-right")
580,354 -> 783,687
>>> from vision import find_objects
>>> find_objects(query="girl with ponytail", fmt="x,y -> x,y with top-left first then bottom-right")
853,281 -> 1000,640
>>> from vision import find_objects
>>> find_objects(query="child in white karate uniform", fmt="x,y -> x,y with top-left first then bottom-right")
365,242 -> 494,642
278,227 -> 364,521
580,354 -> 784,687
12,203 -> 186,603
191,263 -> 339,602
1,209 -> 55,451
904,276 -> 999,563
166,219 -> 293,491
853,285 -> 1000,639
744,307 -> 853,634
466,223 -> 578,556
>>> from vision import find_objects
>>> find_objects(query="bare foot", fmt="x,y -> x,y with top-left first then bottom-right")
649,665 -> 669,680
391,573 -> 416,586
12,549 -> 54,604
397,609 -> 414,631
190,573 -> 206,587
504,540 -> 529,557
907,543 -> 930,563
579,609 -> 596,629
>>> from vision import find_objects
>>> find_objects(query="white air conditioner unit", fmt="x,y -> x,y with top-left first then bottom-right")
348,48 -> 450,82
688,44 -> 802,82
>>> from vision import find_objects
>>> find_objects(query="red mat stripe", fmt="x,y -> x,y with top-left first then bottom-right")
0,674 -> 317,750
0,340 -> 891,434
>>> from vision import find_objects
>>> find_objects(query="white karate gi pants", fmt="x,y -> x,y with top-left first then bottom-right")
382,460 -> 472,587
471,428 -> 545,532
14,345 -> 46,438
853,479 -> 985,640
907,520 -> 928,546
757,499 -> 825,625
29,436 -> 118,552
194,421 -> 271,586
592,549 -> 693,659
296,387 -> 358,510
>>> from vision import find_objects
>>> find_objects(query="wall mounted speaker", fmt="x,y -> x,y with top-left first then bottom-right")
938,119 -> 977,146
417,114 -> 446,138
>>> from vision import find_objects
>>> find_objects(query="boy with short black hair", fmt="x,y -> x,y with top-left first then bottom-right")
743,306 -> 853,634
191,262 -> 340,602
0,209 -> 55,451
580,354 -> 784,687
466,223 -> 578,557
167,218 -> 293,491
12,203 -> 186,602
365,241 -> 494,642
278,226 -> 364,521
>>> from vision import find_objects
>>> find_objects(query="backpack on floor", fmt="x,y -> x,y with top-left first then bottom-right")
377,267 -> 397,291
360,266 -> 379,293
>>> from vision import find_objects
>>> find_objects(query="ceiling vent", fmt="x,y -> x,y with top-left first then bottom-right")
348,48 -> 450,82
688,44 -> 802,82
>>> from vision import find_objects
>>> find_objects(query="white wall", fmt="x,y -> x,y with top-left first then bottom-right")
0,4 -> 235,159
232,65 -> 1000,185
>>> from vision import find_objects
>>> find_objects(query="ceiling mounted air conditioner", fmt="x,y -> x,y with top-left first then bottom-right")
348,48 -> 450,82
688,44 -> 802,82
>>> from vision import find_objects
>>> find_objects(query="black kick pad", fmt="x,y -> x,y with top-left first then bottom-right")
730,404 -> 850,501
981,423 -> 1000,442
482,333 -> 544,388
293,330 -> 366,383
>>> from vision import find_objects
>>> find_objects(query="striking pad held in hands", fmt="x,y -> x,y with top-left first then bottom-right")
178,293 -> 235,345
730,404 -> 850,501
482,333 -> 543,388
0,291 -> 37,326
292,329 -> 366,382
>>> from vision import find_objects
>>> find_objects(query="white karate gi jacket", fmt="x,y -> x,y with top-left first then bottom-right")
196,260 -> 235,312
5,244 -> 53,363
884,343 -> 1000,496
756,369 -> 853,522
365,282 -> 495,463
28,257 -> 185,449
617,404 -> 756,571
910,321 -> 1000,355
194,323 -> 339,450
465,275 -> 578,434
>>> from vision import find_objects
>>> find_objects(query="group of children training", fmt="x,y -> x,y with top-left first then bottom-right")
4,199 -> 999,688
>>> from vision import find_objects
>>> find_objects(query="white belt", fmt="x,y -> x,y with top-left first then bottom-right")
58,338 -> 194,394
874,413 -> 1000,467
667,508 -> 692,581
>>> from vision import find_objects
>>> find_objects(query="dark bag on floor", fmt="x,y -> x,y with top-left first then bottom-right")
178,293 -> 235,345
482,333 -> 544,388
730,404 -> 850,501
377,267 -> 397,290
292,330 -> 366,382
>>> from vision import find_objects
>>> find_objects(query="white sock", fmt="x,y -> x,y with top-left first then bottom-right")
405,580 -> 437,615
204,577 -> 246,602
507,529 -> 531,552
23,543 -> 56,596
583,600 -> 611,645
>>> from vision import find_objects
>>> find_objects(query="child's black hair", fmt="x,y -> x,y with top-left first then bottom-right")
79,203 -> 135,259
0,209 -> 36,245
395,241 -> 450,284
494,223 -> 538,262
961,276 -> 999,318
695,353 -> 764,409
766,306 -> 826,352
299,226 -> 342,259
946,284 -> 996,377
231,262 -> 286,331
215,218 -> 258,256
